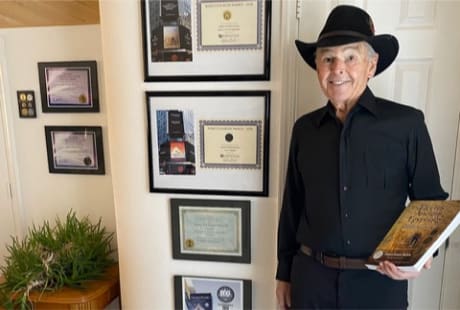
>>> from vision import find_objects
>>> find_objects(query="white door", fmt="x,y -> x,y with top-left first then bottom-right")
440,115 -> 460,310
0,40 -> 19,268
294,0 -> 460,309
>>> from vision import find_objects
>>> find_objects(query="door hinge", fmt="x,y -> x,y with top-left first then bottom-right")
296,0 -> 302,20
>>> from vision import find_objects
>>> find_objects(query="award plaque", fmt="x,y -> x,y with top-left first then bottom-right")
174,275 -> 252,310
147,90 -> 270,196
17,90 -> 37,118
171,198 -> 250,263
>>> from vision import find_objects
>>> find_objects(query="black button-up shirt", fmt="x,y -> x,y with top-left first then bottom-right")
277,87 -> 448,281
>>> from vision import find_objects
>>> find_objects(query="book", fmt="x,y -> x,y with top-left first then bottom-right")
185,293 -> 212,310
366,200 -> 460,272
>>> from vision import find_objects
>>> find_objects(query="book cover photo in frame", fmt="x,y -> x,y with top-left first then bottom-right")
38,61 -> 99,113
174,275 -> 251,310
44,126 -> 105,175
171,198 -> 250,263
141,0 -> 271,81
146,90 -> 270,196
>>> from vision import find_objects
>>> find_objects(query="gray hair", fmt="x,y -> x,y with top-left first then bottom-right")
314,41 -> 378,61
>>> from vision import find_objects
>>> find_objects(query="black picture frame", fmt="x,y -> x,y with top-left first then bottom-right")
38,61 -> 99,113
141,0 -> 272,81
44,126 -> 105,175
146,90 -> 270,196
171,198 -> 250,263
174,275 -> 252,309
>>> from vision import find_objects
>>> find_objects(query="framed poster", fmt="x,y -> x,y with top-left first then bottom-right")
38,61 -> 99,112
146,90 -> 270,196
174,275 -> 252,310
141,0 -> 271,81
44,126 -> 105,174
171,198 -> 250,263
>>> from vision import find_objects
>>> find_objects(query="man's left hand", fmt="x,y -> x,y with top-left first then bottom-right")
376,257 -> 433,280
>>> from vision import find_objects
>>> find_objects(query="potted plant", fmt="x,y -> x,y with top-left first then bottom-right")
0,210 -> 115,309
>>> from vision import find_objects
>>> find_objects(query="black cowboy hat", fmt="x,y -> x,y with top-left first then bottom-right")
295,5 -> 399,75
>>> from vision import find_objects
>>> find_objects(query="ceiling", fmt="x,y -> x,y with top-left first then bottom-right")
0,1 -> 100,28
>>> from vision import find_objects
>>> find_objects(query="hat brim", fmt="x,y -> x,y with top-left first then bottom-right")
295,34 -> 399,75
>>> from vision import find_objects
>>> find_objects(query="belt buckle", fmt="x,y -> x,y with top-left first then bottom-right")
339,256 -> 347,269
315,251 -> 325,264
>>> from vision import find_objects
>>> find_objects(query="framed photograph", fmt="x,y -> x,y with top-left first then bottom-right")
171,198 -> 250,263
141,0 -> 271,81
174,275 -> 251,310
38,61 -> 99,112
44,126 -> 105,174
146,90 -> 270,196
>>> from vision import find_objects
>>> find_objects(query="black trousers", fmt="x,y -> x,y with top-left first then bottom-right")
290,251 -> 408,309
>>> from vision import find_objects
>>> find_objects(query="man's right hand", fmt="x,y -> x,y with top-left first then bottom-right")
276,280 -> 291,309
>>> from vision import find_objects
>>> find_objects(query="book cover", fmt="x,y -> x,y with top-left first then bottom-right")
185,293 -> 212,310
366,200 -> 460,272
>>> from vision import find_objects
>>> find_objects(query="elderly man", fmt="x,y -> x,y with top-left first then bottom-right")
276,5 -> 448,309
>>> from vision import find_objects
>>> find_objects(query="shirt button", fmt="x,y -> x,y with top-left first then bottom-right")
344,213 -> 349,218
346,240 -> 351,246
343,186 -> 348,191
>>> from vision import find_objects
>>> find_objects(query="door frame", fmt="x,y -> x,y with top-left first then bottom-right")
0,37 -> 25,240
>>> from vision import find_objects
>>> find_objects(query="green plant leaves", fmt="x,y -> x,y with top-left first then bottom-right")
0,210 -> 115,309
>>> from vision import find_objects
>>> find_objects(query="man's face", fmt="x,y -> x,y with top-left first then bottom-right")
315,42 -> 378,111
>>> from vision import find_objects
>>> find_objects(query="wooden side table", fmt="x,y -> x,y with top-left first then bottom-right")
1,263 -> 120,310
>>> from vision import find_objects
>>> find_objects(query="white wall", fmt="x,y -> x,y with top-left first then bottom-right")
99,1 -> 283,309
0,25 -> 117,241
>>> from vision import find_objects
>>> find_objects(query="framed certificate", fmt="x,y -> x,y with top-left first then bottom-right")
171,198 -> 250,263
146,90 -> 270,196
200,120 -> 262,169
44,126 -> 105,174
38,61 -> 99,112
141,0 -> 271,81
174,275 -> 251,310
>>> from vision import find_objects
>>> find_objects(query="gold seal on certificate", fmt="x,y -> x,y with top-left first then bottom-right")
79,94 -> 88,104
200,120 -> 262,169
198,0 -> 261,49
184,238 -> 195,249
223,10 -> 232,20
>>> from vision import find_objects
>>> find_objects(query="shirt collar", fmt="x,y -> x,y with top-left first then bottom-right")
314,87 -> 380,127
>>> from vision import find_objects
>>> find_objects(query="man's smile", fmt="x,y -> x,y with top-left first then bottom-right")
329,79 -> 350,85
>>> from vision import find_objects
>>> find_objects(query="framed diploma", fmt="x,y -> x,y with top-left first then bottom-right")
171,198 -> 250,263
141,0 -> 271,81
38,61 -> 99,112
174,275 -> 251,310
146,90 -> 270,196
44,126 -> 105,175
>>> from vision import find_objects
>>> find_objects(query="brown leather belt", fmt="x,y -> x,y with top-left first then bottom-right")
300,245 -> 367,270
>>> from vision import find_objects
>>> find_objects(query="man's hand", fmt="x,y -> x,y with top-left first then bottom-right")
376,257 -> 433,280
276,280 -> 291,309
